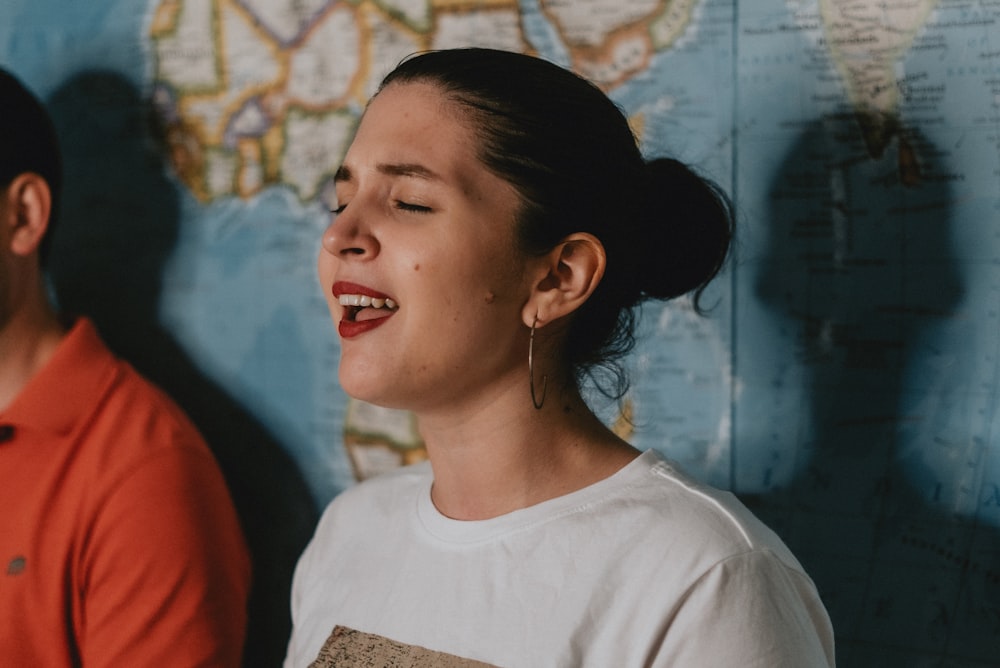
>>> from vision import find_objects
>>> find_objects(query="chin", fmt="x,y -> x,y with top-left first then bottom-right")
338,371 -> 405,409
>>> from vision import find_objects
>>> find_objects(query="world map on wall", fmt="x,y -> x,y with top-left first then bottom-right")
3,0 -> 999,664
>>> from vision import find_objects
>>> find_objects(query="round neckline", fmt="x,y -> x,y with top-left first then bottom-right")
415,449 -> 660,545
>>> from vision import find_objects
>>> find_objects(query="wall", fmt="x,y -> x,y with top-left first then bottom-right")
2,0 -> 998,664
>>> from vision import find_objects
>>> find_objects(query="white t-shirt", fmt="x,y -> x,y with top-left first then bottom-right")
285,450 -> 835,667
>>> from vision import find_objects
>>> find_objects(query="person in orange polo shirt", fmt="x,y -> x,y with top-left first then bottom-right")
0,68 -> 251,666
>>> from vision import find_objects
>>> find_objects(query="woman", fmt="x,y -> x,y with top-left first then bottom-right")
286,48 -> 835,667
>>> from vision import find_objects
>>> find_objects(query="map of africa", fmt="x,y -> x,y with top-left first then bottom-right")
2,0 -> 999,665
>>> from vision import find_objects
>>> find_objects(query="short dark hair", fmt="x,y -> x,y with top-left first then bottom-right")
0,68 -> 63,261
379,48 -> 733,397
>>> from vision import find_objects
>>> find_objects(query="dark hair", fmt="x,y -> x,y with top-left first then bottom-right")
0,68 -> 63,263
379,48 -> 733,396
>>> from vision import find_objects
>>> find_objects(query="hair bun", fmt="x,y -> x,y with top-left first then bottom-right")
630,158 -> 733,306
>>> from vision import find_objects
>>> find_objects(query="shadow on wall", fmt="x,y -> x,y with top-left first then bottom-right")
743,112 -> 999,665
45,70 -> 318,668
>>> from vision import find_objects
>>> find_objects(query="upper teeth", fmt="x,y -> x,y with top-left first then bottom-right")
338,294 -> 397,309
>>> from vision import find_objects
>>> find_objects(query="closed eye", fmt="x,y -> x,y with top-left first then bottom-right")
394,200 -> 432,213
331,203 -> 348,215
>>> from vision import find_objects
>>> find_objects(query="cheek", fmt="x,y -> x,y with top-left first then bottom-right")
317,252 -> 337,309
317,245 -> 336,283
405,232 -> 526,315
421,260 -> 491,313
483,249 -> 530,304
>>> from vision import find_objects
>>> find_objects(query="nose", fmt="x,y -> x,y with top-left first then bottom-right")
321,206 -> 379,259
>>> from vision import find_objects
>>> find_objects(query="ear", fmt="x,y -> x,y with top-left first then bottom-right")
522,233 -> 606,328
2,173 -> 52,257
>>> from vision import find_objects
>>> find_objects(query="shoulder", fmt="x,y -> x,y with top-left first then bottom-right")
50,323 -> 234,515
593,450 -> 805,574
102,359 -> 203,443
598,453 -> 834,664
83,356 -> 218,483
49,320 -> 208,452
657,546 -> 835,666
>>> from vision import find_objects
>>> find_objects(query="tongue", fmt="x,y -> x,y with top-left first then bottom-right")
355,307 -> 394,323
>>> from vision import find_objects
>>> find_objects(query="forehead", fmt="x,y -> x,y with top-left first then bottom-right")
367,80 -> 464,123
344,82 -> 481,176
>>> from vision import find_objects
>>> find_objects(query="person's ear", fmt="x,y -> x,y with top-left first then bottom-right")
522,232 -> 606,328
2,173 -> 52,257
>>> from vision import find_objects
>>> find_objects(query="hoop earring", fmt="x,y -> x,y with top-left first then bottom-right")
529,315 -> 547,410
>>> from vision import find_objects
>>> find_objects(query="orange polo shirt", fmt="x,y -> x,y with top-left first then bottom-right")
0,319 -> 251,666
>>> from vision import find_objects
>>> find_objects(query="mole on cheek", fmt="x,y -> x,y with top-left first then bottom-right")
413,264 -> 420,271
484,292 -> 496,304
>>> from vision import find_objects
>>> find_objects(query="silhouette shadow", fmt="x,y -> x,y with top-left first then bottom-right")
741,112 -> 1000,665
45,70 -> 318,667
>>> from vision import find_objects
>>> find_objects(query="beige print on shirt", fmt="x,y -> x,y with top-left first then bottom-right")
309,625 -> 499,668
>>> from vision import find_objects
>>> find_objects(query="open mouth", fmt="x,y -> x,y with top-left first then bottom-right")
338,293 -> 398,322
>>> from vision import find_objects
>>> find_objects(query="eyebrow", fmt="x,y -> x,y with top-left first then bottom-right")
333,162 -> 442,183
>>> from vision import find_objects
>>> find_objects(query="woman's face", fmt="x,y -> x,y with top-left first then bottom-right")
318,81 -> 535,413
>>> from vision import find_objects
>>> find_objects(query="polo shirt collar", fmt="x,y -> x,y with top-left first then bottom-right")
0,318 -> 116,437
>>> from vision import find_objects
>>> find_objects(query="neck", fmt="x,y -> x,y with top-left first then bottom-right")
417,379 -> 639,520
0,284 -> 65,411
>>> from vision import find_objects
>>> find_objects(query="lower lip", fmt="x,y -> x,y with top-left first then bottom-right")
338,315 -> 392,338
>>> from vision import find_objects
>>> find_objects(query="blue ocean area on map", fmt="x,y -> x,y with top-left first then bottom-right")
2,0 -> 999,664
